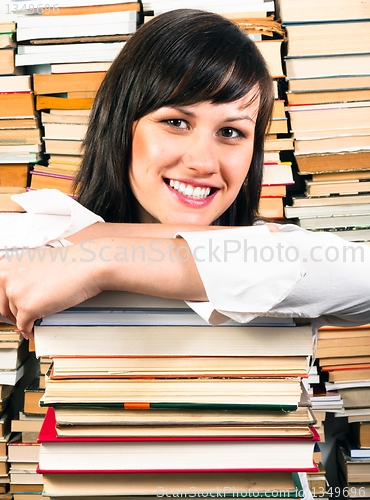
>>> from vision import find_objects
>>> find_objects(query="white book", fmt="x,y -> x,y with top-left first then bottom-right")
285,54 -> 370,80
51,61 -> 112,73
0,358 -> 28,386
148,1 -> 275,14
285,203 -> 370,220
146,0 -> 273,6
43,123 -> 88,140
16,11 -> 137,41
0,75 -> 30,92
11,0 -> 136,8
262,163 -> 293,186
34,323 -> 312,357
17,23 -> 136,42
0,144 -> 40,152
17,10 -> 136,27
17,41 -> 125,54
16,42 -> 125,66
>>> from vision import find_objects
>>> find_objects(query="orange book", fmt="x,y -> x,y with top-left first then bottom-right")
36,95 -> 94,111
33,72 -> 105,95
42,2 -> 140,15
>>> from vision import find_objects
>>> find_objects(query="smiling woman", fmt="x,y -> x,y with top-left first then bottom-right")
74,8 -> 274,226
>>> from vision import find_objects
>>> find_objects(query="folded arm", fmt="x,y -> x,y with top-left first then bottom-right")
0,235 -> 207,340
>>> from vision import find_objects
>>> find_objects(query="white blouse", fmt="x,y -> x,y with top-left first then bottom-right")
178,224 -> 370,328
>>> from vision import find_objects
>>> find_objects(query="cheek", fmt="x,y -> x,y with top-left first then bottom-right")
225,150 -> 253,189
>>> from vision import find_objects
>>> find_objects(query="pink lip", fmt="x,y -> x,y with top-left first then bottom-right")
165,180 -> 219,208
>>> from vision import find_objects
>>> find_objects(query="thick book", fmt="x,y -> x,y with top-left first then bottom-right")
40,376 -> 303,410
285,202 -> 370,220
34,323 -> 313,358
337,443 -> 370,483
0,75 -> 31,93
36,307 -> 295,327
55,423 -> 316,439
37,407 -> 319,472
41,470 -> 304,498
0,92 -> 35,119
285,20 -> 370,57
53,392 -> 315,427
351,421 -> 370,449
285,53 -> 370,80
295,151 -> 370,175
29,170 -> 74,195
288,101 -> 370,133
16,11 -> 137,41
15,41 -> 126,66
278,0 -> 370,22
50,354 -> 309,379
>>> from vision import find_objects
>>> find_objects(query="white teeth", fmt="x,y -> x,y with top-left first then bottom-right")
193,187 -> 201,197
168,179 -> 211,199
185,185 -> 193,196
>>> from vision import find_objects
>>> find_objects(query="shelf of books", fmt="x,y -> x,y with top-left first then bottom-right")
278,0 -> 370,244
0,17 -> 40,215
275,0 -> 370,497
315,323 -> 370,499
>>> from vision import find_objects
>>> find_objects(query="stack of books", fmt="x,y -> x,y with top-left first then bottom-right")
7,341 -> 46,498
277,0 -> 370,242
10,0 -> 140,191
0,17 -> 41,210
30,290 -> 319,498
318,324 -> 370,419
7,432 -> 43,498
315,323 -> 370,500
0,321 -> 36,497
0,72 -> 40,211
0,19 -> 17,77
336,434 -> 370,500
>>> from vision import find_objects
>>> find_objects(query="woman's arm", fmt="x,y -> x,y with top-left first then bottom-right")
179,225 -> 370,328
0,215 -> 282,339
0,236 -> 206,339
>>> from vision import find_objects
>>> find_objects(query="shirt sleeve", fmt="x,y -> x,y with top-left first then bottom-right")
177,225 -> 370,327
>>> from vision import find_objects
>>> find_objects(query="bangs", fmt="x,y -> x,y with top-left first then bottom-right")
132,10 -> 272,118
163,54 -> 263,107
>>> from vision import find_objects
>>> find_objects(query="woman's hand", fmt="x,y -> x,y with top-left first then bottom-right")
0,244 -> 103,340
0,236 -> 206,341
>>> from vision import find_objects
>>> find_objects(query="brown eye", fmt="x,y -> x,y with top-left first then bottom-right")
219,127 -> 244,139
167,119 -> 187,129
222,128 -> 234,137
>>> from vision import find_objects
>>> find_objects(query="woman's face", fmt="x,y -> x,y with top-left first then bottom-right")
129,92 -> 259,225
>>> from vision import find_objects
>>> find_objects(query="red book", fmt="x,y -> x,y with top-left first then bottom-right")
37,408 -> 319,474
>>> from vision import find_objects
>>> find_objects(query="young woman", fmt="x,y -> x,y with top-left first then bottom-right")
0,9 -> 369,339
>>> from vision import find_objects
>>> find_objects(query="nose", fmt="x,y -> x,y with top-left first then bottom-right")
182,135 -> 220,176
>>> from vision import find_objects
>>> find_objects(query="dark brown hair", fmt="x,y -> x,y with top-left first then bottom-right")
74,8 -> 274,225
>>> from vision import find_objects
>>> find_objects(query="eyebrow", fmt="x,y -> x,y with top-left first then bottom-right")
168,106 -> 257,125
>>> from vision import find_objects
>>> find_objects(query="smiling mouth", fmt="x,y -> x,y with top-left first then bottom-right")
166,179 -> 216,199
